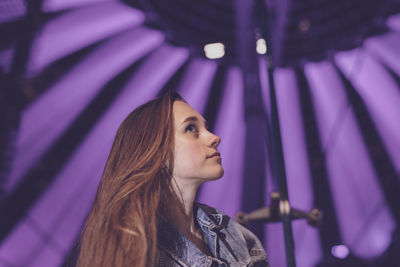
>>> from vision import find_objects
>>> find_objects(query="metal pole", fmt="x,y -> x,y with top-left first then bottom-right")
254,0 -> 297,266
235,0 -> 268,240
268,68 -> 297,267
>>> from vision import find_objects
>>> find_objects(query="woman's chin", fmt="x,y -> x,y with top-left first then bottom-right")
210,168 -> 224,180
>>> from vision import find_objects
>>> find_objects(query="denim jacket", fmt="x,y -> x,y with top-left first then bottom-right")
155,203 -> 269,266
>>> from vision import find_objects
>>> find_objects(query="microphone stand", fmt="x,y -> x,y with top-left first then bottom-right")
236,192 -> 323,228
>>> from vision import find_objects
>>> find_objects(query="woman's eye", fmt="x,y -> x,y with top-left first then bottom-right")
185,124 -> 198,133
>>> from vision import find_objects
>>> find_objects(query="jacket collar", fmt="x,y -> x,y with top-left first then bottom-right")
157,203 -> 251,266
193,203 -> 224,230
157,215 -> 211,267
195,203 -> 252,265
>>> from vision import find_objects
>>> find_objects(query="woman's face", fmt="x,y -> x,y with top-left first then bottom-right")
172,101 -> 224,183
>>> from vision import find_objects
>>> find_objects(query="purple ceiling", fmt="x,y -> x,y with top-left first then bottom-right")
1,1 -> 400,266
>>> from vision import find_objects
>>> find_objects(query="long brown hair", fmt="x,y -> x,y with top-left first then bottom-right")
77,92 -> 183,267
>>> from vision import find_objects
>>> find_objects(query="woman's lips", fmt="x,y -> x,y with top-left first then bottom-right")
208,152 -> 221,158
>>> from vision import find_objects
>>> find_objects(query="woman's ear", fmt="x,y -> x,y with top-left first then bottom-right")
162,159 -> 172,174
164,155 -> 173,169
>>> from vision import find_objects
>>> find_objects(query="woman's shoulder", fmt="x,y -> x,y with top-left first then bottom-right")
195,202 -> 269,266
195,202 -> 265,250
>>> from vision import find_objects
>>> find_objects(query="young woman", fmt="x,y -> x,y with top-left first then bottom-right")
77,92 -> 269,266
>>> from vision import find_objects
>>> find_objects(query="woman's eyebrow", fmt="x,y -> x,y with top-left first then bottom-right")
181,116 -> 198,124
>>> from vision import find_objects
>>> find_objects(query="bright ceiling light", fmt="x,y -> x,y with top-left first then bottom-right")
256,38 -> 267,55
331,245 -> 350,259
204,42 -> 225,59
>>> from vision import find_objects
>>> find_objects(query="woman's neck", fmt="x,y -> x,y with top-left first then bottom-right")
171,178 -> 201,233
167,178 -> 212,256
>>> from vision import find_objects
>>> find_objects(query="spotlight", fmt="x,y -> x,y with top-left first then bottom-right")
204,42 -> 225,59
256,38 -> 267,54
331,244 -> 349,259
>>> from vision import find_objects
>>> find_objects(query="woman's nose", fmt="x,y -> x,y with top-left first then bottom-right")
209,133 -> 221,148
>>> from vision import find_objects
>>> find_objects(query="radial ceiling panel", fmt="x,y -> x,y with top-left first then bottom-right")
177,59 -> 218,113
0,0 -> 26,23
306,60 -> 395,258
335,48 -> 400,172
6,26 -> 164,195
42,0 -> 117,13
28,1 -> 145,75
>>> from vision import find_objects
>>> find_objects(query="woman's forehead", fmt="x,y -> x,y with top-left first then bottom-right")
173,101 -> 205,124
